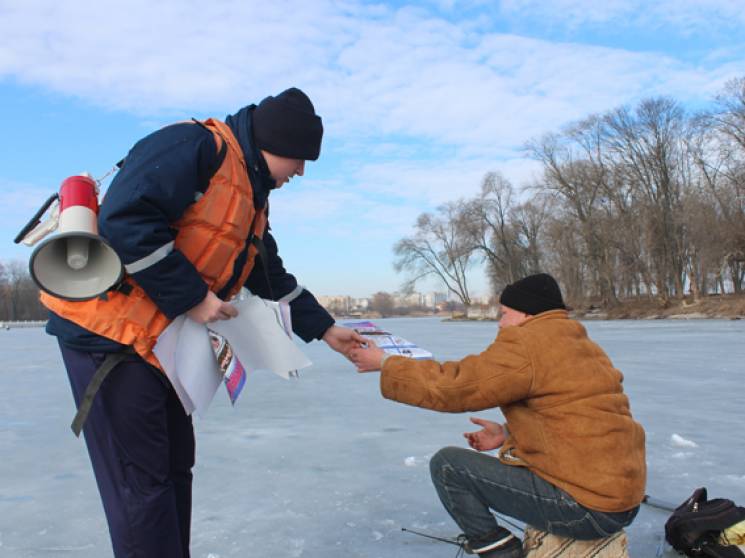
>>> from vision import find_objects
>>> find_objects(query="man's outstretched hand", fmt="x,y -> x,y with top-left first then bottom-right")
463,417 -> 506,452
322,325 -> 365,360
349,342 -> 386,372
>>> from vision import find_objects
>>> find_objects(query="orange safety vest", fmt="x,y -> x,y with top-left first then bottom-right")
41,119 -> 268,370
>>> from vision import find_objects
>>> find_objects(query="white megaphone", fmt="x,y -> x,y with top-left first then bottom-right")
16,174 -> 124,301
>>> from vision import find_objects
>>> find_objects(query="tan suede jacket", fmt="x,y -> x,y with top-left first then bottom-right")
380,310 -> 646,512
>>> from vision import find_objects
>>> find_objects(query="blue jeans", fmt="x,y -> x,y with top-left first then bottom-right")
430,447 -> 638,546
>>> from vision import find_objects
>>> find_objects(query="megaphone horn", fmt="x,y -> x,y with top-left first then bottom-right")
27,175 -> 124,301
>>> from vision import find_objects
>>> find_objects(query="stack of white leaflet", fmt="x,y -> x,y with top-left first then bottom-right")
153,295 -> 312,416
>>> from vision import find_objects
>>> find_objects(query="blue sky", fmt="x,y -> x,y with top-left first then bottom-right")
1,0 -> 744,298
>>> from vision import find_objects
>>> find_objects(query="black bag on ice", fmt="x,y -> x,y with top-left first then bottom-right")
664,487 -> 745,557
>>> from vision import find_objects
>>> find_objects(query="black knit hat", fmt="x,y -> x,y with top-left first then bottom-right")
499,273 -> 566,315
253,87 -> 323,161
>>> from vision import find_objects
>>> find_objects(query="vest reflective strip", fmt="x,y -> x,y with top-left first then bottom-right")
124,241 -> 175,274
279,284 -> 304,304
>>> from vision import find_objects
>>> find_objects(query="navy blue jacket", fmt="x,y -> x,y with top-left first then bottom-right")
47,106 -> 334,352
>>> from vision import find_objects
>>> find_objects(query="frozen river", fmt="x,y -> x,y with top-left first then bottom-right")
1,318 -> 744,557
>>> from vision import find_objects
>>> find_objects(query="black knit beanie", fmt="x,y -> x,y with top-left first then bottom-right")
253,87 -> 323,161
499,273 -> 566,315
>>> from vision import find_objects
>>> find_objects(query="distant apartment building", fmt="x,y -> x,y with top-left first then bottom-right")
352,297 -> 370,310
317,295 -> 371,314
423,291 -> 448,309
393,292 -> 424,308
471,294 -> 495,306
318,291 -> 448,314
317,295 -> 351,314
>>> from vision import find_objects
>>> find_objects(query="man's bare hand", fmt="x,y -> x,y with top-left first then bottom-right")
322,325 -> 365,359
186,291 -> 238,324
349,342 -> 386,372
463,417 -> 506,452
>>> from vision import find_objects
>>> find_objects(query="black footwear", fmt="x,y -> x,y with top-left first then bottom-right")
464,527 -> 523,557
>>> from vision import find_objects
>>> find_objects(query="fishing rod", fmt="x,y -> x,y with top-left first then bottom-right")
401,527 -> 463,546
401,511 -> 525,551
403,496 -> 678,555
401,528 -> 469,558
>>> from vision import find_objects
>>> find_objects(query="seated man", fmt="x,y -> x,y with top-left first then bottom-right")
350,273 -> 646,558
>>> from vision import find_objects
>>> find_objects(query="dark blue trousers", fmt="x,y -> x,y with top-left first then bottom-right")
60,343 -> 195,558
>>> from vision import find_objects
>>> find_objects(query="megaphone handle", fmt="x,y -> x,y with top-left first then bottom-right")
14,193 -> 60,244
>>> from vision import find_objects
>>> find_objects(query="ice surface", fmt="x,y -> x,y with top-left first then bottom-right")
1,318 -> 744,557
670,433 -> 698,448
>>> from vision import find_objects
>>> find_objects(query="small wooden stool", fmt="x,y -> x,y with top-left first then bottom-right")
522,526 -> 630,558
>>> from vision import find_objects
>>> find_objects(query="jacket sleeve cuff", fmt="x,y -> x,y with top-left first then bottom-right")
288,289 -> 335,342
380,352 -> 392,369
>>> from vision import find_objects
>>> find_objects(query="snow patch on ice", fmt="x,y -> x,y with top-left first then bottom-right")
372,530 -> 384,541
672,452 -> 694,459
726,475 -> 745,487
404,456 -> 418,466
670,434 -> 698,448
39,545 -> 95,552
288,538 -> 305,557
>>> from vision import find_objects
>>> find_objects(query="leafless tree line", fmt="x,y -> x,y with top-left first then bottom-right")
0,261 -> 47,321
395,78 -> 745,307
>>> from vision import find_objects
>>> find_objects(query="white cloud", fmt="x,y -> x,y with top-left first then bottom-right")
0,179 -> 57,216
1,0 -> 743,157
269,183 -> 373,230
498,0 -> 745,34
0,179 -> 60,260
500,0 -> 638,28
2,0 -> 744,294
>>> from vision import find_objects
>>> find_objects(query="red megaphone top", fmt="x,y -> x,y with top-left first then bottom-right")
59,175 -> 99,213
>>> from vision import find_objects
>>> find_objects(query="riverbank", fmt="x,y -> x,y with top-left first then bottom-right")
576,293 -> 745,320
334,293 -> 745,321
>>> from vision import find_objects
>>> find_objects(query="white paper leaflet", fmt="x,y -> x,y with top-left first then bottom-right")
153,295 -> 311,416
342,320 -> 433,360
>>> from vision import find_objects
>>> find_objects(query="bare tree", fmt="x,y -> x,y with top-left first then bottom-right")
390,80 -> 745,308
527,120 -> 619,306
511,194 -> 552,277
460,172 -> 529,292
603,98 -> 690,301
369,292 -> 395,317
394,202 -> 474,306
0,260 -> 46,321
694,79 -> 745,291
710,77 -> 745,151
540,212 -> 588,304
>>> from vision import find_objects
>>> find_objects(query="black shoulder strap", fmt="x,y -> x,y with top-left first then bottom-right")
71,348 -> 136,437
251,233 -> 275,301
216,209 -> 274,301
